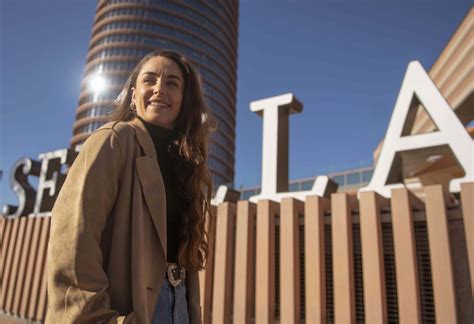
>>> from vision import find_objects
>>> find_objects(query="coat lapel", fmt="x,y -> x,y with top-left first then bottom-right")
130,118 -> 167,258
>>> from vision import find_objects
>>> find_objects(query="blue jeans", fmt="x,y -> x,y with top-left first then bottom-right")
152,278 -> 189,324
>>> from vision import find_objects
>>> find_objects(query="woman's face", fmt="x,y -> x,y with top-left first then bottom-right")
132,56 -> 184,129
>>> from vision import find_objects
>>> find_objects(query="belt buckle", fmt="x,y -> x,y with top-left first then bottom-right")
167,263 -> 185,287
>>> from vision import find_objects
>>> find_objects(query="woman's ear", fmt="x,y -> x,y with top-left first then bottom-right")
131,87 -> 136,105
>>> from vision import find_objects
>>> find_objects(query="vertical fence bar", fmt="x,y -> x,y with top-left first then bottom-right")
12,216 -> 35,315
255,200 -> 278,324
280,198 -> 303,324
0,218 -> 3,243
200,205 -> 217,324
424,185 -> 457,323
5,217 -> 27,313
305,195 -> 329,324
0,218 -> 14,294
233,201 -> 256,324
0,218 -> 4,254
391,188 -> 422,323
1,218 -> 19,310
359,191 -> 387,323
36,217 -> 50,321
331,193 -> 356,324
0,218 -> 4,282
211,203 -> 236,324
27,217 -> 49,320
460,183 -> 474,303
19,217 -> 42,317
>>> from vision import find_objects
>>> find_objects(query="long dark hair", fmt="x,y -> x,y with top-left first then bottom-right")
111,50 -> 214,271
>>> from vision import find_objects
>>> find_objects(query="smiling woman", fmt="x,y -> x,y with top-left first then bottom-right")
131,56 -> 184,129
46,50 -> 215,324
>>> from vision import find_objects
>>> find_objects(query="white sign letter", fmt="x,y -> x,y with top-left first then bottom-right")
251,93 -> 302,196
359,61 -> 473,197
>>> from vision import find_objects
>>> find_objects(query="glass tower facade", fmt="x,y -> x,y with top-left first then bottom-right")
71,0 -> 238,187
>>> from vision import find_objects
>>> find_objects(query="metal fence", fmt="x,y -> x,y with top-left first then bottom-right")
1,183 -> 473,323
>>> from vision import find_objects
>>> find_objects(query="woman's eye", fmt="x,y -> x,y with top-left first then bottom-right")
143,78 -> 154,84
168,81 -> 178,87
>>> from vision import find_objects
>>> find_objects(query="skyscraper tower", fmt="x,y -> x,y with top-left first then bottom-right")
71,0 -> 238,187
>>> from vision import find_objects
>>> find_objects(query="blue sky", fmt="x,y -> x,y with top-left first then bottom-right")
1,0 -> 472,207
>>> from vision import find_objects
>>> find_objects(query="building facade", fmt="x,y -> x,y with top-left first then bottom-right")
71,0 -> 238,187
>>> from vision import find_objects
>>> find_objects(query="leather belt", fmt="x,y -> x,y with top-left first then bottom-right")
165,263 -> 186,287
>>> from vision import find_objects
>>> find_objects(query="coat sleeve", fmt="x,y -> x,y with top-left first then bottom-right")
46,127 -> 136,324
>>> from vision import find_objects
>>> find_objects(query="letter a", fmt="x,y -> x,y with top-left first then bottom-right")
360,61 -> 473,198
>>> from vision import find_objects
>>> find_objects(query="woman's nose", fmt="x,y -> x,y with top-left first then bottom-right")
153,79 -> 165,94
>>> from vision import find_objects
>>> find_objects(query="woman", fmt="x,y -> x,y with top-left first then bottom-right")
46,50 -> 213,324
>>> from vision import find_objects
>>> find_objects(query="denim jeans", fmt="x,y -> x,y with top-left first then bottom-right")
152,278 -> 189,324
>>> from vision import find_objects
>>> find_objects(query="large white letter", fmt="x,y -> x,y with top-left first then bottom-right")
250,93 -> 302,196
33,149 -> 77,214
359,61 -> 473,197
248,93 -> 338,203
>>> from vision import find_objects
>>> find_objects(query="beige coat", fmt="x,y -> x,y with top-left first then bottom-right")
46,118 -> 201,324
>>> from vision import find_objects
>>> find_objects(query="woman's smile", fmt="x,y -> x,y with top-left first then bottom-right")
148,98 -> 171,109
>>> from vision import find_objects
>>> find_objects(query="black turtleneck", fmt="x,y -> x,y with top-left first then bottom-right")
138,117 -> 182,263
